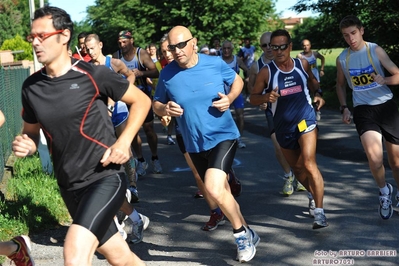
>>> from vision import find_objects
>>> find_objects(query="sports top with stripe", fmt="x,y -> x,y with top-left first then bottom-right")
21,58 -> 129,191
265,58 -> 315,135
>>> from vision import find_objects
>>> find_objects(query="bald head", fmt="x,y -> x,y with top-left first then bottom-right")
168,26 -> 193,43
168,26 -> 198,68
260,32 -> 272,44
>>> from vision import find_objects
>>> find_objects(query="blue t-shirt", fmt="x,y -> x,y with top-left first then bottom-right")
154,54 -> 240,153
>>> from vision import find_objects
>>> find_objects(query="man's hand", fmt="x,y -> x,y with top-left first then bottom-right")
164,101 -> 184,117
100,142 -> 131,167
212,92 -> 231,112
12,134 -> 34,157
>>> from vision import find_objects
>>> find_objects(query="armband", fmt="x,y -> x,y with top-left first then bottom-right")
107,104 -> 114,113
340,105 -> 348,114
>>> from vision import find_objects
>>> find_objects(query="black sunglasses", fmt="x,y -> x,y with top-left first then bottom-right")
261,43 -> 271,48
167,38 -> 193,51
270,43 -> 290,51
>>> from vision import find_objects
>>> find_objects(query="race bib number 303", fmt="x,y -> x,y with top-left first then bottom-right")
349,65 -> 379,91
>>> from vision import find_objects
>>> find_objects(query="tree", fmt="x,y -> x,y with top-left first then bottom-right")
0,0 -> 24,47
87,0 -> 278,55
290,0 -> 399,64
1,35 -> 33,61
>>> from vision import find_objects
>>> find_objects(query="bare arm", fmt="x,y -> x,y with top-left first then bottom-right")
0,110 -> 5,127
237,57 -> 249,76
335,56 -> 351,124
249,67 -> 278,106
132,49 -> 159,79
315,51 -> 325,76
101,84 -> 151,166
212,74 -> 244,112
375,46 -> 399,85
301,58 -> 325,110
112,58 -> 136,85
247,63 -> 258,93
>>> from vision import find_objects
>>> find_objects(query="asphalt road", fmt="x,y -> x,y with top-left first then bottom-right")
26,104 -> 399,266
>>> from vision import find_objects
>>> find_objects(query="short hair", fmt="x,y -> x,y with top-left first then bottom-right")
78,31 -> 89,40
270,29 -> 291,44
148,43 -> 157,49
222,40 -> 234,49
160,33 -> 168,45
33,6 -> 74,47
85,33 -> 100,43
339,15 -> 363,30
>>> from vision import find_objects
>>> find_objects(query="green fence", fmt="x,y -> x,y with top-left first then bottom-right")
0,66 -> 30,182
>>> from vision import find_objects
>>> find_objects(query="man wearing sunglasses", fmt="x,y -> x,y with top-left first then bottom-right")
250,29 -> 328,230
153,26 -> 260,263
14,6 -> 148,265
248,31 -> 302,197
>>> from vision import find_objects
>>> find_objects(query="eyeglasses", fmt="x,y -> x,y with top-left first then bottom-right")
270,43 -> 290,51
26,30 -> 64,43
167,38 -> 193,51
261,43 -> 271,48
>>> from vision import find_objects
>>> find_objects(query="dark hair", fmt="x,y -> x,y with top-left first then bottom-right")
339,15 -> 363,30
270,29 -> 291,44
78,32 -> 89,40
160,33 -> 168,45
33,6 -> 74,47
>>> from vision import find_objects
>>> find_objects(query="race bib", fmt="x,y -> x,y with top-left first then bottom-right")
349,65 -> 380,91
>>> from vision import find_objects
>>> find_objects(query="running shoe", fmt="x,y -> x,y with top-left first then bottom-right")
228,169 -> 242,197
309,198 -> 316,217
8,235 -> 35,266
136,159 -> 148,176
127,218 -> 144,244
282,175 -> 294,196
151,159 -> 163,174
201,212 -> 225,231
237,137 -> 246,148
378,183 -> 393,220
295,179 -> 307,192
114,216 -> 127,240
312,211 -> 329,229
139,213 -> 150,231
234,226 -> 257,263
316,111 -> 321,121
166,135 -> 175,145
194,189 -> 203,198
128,186 -> 139,203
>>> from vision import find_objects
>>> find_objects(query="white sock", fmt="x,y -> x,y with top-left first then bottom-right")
379,184 -> 389,195
314,208 -> 324,215
129,209 -> 141,223
284,170 -> 292,178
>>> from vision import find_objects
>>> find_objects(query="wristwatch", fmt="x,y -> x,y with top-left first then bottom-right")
107,104 -> 114,113
340,105 -> 348,114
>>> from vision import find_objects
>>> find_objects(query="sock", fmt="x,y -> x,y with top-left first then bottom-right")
137,157 -> 145,163
284,170 -> 292,178
233,225 -> 245,234
128,209 -> 141,223
314,208 -> 324,215
379,184 -> 389,195
151,155 -> 158,161
211,207 -> 222,216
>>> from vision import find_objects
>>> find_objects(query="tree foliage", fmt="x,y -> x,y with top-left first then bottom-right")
1,35 -> 33,61
290,0 -> 399,64
86,0 -> 278,55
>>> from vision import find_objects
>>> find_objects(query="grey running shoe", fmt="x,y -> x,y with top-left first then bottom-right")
128,186 -> 139,203
378,183 -> 393,220
139,213 -> 150,231
295,179 -> 307,192
136,160 -> 148,176
308,198 -> 316,217
115,216 -> 127,240
127,218 -> 144,244
151,159 -> 163,174
282,175 -> 294,196
313,211 -> 329,229
234,226 -> 257,263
